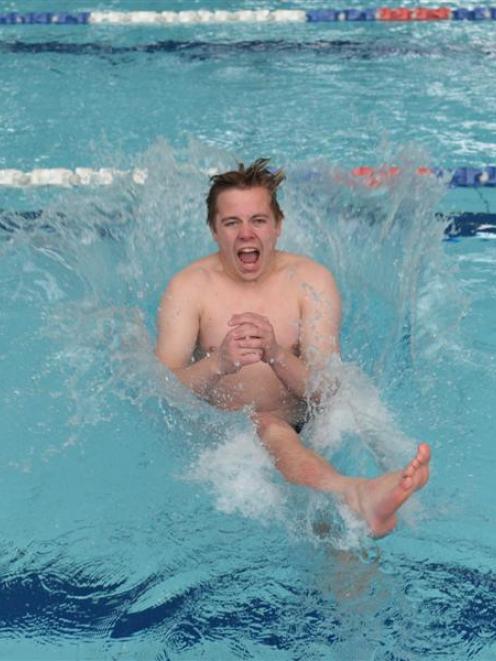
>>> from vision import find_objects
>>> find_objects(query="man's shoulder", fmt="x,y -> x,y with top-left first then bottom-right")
168,255 -> 217,290
279,252 -> 341,314
160,256 -> 219,308
279,251 -> 336,284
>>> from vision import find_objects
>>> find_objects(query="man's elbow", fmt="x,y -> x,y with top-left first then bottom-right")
155,347 -> 179,376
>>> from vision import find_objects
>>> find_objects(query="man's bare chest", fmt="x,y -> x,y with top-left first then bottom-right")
197,285 -> 301,352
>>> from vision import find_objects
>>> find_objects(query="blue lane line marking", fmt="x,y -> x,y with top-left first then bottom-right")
1,210 -> 494,238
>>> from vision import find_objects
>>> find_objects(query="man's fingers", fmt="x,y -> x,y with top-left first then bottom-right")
239,350 -> 263,364
233,321 -> 260,333
237,337 -> 264,349
233,322 -> 263,339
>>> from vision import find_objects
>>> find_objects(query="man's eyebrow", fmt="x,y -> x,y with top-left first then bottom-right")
219,212 -> 270,222
219,215 -> 241,222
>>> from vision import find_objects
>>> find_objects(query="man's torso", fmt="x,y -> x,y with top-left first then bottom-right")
190,251 -> 308,421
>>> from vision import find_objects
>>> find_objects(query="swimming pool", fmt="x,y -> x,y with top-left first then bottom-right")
1,2 -> 495,659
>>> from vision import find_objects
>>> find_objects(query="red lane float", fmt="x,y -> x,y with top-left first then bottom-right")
377,8 -> 412,21
412,7 -> 451,20
351,166 -> 433,188
377,7 -> 452,21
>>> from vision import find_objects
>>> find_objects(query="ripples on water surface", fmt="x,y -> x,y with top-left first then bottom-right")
0,17 -> 496,168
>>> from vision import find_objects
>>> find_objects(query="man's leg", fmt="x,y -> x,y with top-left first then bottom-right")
253,412 -> 430,538
253,412 -> 348,491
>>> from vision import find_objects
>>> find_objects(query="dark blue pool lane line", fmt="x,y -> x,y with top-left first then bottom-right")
0,560 -> 494,647
443,213 -> 496,238
0,9 -> 496,25
1,210 -> 495,238
0,39 -> 425,59
2,38 -> 496,62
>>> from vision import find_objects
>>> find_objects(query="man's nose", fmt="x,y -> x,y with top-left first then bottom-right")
238,222 -> 255,238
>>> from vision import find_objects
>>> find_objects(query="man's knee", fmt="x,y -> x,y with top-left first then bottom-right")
253,412 -> 274,435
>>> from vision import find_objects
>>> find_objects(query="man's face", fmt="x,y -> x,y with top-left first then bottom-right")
211,186 -> 282,282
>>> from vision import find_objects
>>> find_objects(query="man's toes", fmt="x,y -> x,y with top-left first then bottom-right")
418,443 -> 431,463
404,463 -> 415,478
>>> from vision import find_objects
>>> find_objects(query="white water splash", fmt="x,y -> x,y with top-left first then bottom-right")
310,357 -> 416,471
191,427 -> 286,520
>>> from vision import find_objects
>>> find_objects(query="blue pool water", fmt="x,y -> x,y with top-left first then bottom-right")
1,2 -> 496,659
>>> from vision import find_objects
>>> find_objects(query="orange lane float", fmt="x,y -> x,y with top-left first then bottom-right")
351,166 -> 433,188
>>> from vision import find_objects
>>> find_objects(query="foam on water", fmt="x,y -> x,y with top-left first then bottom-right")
192,427 -> 286,519
309,356 -> 415,467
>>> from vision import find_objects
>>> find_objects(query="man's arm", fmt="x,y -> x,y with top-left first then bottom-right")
156,271 -> 265,397
278,262 -> 341,400
155,272 -> 223,396
298,262 -> 341,369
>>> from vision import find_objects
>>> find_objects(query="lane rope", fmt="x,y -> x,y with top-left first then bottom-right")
0,168 -> 148,187
0,9 -> 495,25
0,166 -> 494,188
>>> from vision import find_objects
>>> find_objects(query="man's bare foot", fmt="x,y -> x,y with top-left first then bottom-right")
343,443 -> 431,538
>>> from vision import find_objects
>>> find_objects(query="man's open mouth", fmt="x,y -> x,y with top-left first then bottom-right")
237,248 -> 260,264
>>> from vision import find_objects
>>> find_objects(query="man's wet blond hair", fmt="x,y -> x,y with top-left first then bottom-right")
206,158 -> 285,229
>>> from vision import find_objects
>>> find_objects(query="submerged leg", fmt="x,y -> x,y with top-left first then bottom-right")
253,412 -> 431,538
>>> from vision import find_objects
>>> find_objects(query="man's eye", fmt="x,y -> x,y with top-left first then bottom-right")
253,218 -> 266,225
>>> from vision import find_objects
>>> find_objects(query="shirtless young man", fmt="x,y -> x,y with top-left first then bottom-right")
155,159 -> 430,538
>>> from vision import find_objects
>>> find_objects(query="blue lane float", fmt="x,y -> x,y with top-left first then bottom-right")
307,9 -> 377,22
0,13 -> 90,25
450,167 -> 496,187
0,9 -> 496,26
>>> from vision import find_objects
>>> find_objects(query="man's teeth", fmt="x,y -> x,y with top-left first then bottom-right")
238,248 -> 259,263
